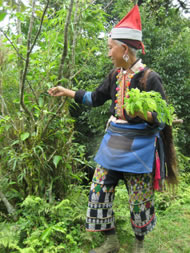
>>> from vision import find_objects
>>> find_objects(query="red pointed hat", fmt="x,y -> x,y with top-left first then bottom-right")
111,5 -> 142,41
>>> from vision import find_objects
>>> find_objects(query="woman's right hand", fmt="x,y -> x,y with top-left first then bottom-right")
48,86 -> 75,98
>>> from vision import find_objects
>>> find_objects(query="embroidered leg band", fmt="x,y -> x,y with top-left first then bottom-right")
124,173 -> 156,236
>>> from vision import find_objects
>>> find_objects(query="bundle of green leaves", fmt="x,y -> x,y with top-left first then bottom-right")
124,88 -> 174,125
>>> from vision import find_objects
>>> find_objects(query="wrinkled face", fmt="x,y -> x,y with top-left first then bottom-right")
108,38 -> 126,68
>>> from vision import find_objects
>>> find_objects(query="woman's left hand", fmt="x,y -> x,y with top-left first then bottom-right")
128,111 -> 154,123
127,111 -> 139,118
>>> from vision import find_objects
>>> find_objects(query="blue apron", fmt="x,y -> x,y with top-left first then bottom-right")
94,122 -> 161,174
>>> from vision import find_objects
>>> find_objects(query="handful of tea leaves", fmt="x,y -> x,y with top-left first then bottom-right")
124,88 -> 174,125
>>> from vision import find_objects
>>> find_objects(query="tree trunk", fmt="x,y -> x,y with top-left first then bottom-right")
0,190 -> 17,220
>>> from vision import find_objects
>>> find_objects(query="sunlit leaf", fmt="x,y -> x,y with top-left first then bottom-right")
20,132 -> 30,141
53,155 -> 62,168
0,12 -> 6,22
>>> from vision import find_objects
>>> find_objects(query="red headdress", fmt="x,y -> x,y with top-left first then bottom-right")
111,5 -> 145,54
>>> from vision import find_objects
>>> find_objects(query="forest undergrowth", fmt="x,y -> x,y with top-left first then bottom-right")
0,173 -> 189,253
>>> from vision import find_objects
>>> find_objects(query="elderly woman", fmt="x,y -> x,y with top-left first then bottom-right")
48,5 -> 177,253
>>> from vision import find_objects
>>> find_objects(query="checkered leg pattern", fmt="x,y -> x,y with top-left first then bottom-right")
86,167 -> 116,231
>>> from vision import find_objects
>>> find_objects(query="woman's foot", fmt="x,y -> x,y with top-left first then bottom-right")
89,234 -> 120,253
133,238 -> 145,253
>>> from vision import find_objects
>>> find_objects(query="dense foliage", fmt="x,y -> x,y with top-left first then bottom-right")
0,0 -> 190,251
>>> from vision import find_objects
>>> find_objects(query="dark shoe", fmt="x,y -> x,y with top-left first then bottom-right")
89,234 -> 120,253
133,238 -> 145,253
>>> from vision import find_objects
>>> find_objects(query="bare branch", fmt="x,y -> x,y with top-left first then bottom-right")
20,0 -> 36,121
68,0 -> 80,88
16,0 -> 23,45
0,29 -> 26,62
20,0 -> 50,121
29,1 -> 50,54
71,0 -> 79,71
16,0 -> 25,113
57,0 -> 74,84
27,0 -> 36,51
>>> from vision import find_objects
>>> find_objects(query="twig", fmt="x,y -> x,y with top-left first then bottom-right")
104,0 -> 114,10
80,0 -> 96,12
41,98 -> 68,137
70,68 -> 83,80
0,29 -> 26,62
57,0 -> 74,84
26,79 -> 39,106
173,119 -> 183,125
47,150 -> 57,163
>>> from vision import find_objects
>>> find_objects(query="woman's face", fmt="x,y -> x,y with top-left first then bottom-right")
108,38 -> 126,68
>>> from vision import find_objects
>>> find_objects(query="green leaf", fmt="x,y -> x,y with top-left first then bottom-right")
39,97 -> 44,107
41,227 -> 52,241
53,155 -> 62,168
20,248 -> 36,253
11,140 -> 19,146
20,132 -> 30,141
0,12 -> 6,22
52,225 -> 66,234
55,199 -> 70,209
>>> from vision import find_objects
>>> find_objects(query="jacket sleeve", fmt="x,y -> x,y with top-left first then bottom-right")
146,72 -> 166,99
74,71 -> 113,107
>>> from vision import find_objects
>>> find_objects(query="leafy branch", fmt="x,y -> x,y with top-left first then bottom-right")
124,88 -> 174,125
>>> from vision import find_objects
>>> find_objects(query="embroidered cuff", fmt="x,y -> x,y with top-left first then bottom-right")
82,92 -> 93,106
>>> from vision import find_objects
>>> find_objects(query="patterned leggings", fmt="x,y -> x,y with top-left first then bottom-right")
86,166 -> 156,236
